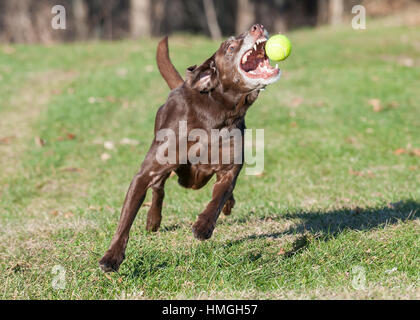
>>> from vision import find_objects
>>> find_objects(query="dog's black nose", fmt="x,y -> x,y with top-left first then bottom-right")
250,24 -> 264,35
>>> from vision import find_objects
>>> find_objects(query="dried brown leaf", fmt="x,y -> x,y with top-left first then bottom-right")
290,97 -> 304,108
101,153 -> 111,161
277,248 -> 286,255
61,167 -> 83,173
34,136 -> 45,147
394,148 -> 406,155
0,136 -> 15,145
368,98 -> 382,112
409,149 -> 420,157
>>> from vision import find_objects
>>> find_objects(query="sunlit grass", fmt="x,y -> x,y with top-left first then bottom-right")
0,22 -> 419,299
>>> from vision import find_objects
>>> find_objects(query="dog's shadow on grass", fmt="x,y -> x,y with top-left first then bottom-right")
125,200 -> 418,277
228,200 -> 419,251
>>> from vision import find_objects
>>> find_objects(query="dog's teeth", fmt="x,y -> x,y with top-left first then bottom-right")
276,64 -> 278,69
254,44 -> 257,51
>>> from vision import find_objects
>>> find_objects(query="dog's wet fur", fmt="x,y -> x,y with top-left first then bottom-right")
100,24 -> 281,272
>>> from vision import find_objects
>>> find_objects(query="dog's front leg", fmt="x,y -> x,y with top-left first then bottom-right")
99,169 -> 151,272
99,146 -> 173,273
192,166 -> 241,240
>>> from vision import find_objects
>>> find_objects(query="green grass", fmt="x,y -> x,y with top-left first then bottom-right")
0,21 -> 419,299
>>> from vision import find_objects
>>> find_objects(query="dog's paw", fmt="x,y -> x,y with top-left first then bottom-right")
146,221 -> 160,232
192,218 -> 215,240
222,198 -> 235,216
99,250 -> 125,273
146,216 -> 161,232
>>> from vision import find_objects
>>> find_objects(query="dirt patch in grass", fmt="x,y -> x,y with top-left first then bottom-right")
0,216 -> 97,257
0,70 -> 78,181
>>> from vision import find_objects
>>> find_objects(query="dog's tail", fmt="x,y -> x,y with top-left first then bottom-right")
156,37 -> 184,90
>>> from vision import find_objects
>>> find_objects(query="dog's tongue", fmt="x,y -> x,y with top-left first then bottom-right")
242,50 -> 265,72
242,59 -> 258,72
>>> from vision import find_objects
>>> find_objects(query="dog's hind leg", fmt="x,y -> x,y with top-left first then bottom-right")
222,194 -> 235,216
192,166 -> 241,240
146,173 -> 170,232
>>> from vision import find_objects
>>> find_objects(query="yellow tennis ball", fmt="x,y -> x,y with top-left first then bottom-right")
265,34 -> 292,61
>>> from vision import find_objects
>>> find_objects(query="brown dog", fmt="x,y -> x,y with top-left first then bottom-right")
100,24 -> 281,272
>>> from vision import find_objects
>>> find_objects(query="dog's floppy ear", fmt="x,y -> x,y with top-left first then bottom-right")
185,56 -> 218,92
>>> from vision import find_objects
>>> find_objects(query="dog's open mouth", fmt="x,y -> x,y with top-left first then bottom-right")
239,37 -> 279,79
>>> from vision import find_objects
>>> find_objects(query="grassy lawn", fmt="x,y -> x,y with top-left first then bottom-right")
0,21 -> 419,299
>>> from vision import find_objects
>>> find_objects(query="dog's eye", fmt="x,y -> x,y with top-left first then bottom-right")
228,45 -> 235,52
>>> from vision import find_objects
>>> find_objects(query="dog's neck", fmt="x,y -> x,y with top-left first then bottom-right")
211,85 -> 256,112
207,86 -> 259,127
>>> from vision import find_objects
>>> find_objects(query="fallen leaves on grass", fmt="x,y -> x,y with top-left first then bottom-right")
394,148 -> 406,155
88,97 -> 97,104
368,98 -> 383,112
387,101 -> 399,108
88,205 -> 102,211
34,136 -> 46,147
49,210 -> 74,218
290,97 -> 304,108
313,101 -> 325,108
381,55 -> 416,67
120,138 -> 139,145
101,153 -> 111,161
0,136 -> 15,145
393,148 -> 420,157
104,141 -> 115,150
106,96 -> 116,103
61,167 -> 83,173
64,212 -> 74,218
277,248 -> 286,255
345,136 -> 358,145
349,168 -> 375,178
57,133 -> 76,141
12,263 -> 30,273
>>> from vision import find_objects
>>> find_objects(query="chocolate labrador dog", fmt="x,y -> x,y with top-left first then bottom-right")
100,24 -> 281,272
